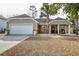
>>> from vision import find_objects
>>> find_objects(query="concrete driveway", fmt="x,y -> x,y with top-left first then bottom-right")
0,35 -> 29,54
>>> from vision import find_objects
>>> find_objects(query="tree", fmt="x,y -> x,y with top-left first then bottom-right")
29,5 -> 37,18
63,3 -> 79,34
40,3 -> 60,33
40,3 -> 60,22
66,14 -> 75,25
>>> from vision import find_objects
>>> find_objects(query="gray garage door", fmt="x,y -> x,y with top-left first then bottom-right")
10,23 -> 33,35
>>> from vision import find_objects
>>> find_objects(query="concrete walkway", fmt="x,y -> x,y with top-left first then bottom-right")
0,36 -> 29,54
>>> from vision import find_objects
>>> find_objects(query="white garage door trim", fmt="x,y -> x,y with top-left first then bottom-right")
9,23 -> 33,35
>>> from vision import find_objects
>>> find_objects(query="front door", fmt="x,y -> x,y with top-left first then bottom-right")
51,25 -> 57,34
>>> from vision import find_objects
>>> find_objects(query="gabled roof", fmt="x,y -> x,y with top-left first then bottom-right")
49,17 -> 72,24
49,19 -> 72,24
9,14 -> 71,24
55,17 -> 66,20
10,14 -> 31,19
35,17 -> 72,24
35,18 -> 54,23
8,14 -> 39,23
0,15 -> 6,20
35,17 -> 66,23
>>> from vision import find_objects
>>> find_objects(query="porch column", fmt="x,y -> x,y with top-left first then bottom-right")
49,25 -> 51,34
68,24 -> 70,35
65,25 -> 67,34
6,22 -> 9,35
58,24 -> 59,34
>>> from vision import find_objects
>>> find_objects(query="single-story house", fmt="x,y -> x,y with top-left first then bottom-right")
0,15 -> 6,33
7,14 -> 73,35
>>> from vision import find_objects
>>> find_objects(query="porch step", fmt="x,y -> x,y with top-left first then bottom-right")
37,34 -> 61,37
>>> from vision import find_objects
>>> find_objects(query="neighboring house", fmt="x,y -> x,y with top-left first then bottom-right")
7,14 -> 72,35
0,15 -> 6,33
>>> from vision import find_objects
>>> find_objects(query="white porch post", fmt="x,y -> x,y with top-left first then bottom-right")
65,25 -> 67,34
68,24 -> 70,35
49,25 -> 51,34
58,24 -> 59,34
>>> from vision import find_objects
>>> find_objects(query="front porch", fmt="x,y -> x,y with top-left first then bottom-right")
37,24 -> 71,35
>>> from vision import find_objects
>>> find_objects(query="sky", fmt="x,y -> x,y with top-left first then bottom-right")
0,3 -> 67,18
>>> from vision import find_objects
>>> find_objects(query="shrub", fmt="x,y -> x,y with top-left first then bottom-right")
0,28 -> 6,33
60,29 -> 65,34
73,29 -> 79,35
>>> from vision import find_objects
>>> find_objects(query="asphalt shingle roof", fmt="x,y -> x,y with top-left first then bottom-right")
35,18 -> 54,23
35,17 -> 66,23
10,14 -> 31,18
9,14 -> 67,24
55,17 -> 66,20
0,15 -> 6,20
